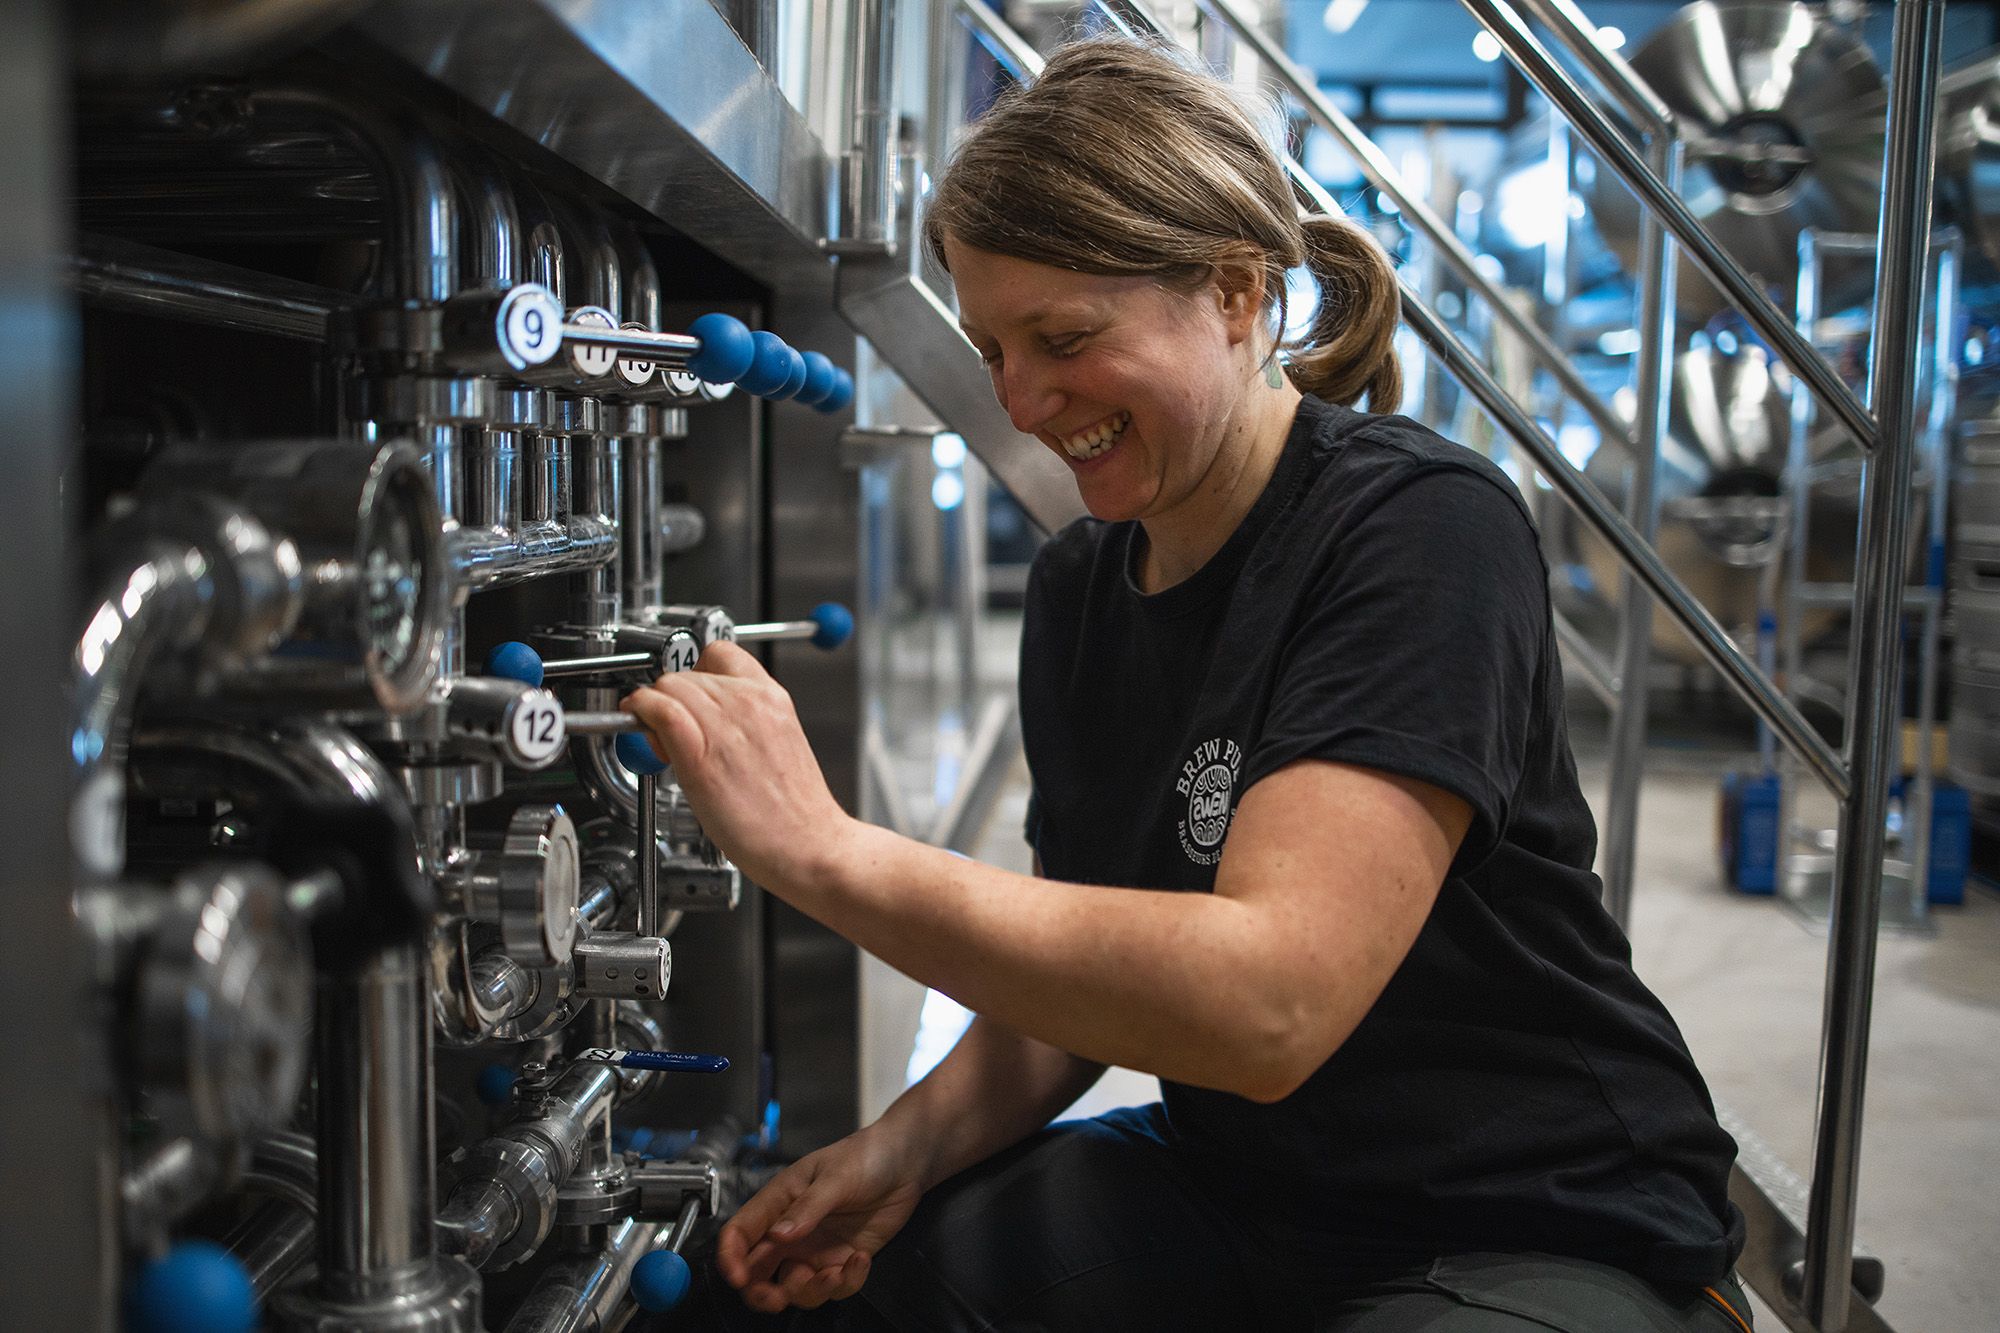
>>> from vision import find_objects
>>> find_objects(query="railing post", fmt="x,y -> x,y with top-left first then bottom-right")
1600,134 -> 1681,929
1802,0 -> 1947,1325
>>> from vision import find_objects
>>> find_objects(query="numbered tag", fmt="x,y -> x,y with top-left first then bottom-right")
510,692 -> 568,767
567,307 -> 620,381
665,369 -> 702,398
497,284 -> 563,371
617,323 -> 658,388
660,631 -> 701,674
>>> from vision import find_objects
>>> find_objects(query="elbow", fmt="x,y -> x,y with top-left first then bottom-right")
1225,1003 -> 1343,1105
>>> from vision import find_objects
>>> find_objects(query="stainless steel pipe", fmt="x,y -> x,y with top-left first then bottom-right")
1804,0 -> 1948,1323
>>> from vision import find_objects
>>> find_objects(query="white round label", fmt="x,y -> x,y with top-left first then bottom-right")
666,370 -> 702,397
510,694 -> 568,766
617,323 -> 657,387
498,285 -> 563,370
662,632 -> 700,674
568,307 -> 619,380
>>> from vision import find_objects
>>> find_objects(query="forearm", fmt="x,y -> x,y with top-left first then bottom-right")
792,823 -> 1310,1099
874,1015 -> 1104,1190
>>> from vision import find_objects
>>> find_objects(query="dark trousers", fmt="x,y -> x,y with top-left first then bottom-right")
659,1104 -> 1756,1332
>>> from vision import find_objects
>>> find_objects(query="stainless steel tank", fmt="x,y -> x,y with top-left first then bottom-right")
1585,0 -> 1886,322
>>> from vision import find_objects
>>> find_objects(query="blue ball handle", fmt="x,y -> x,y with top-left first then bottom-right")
484,640 -> 546,687
775,347 -> 809,400
127,1242 -> 257,1333
685,312 -> 756,385
815,368 -> 856,415
631,1248 -> 693,1314
796,351 -> 837,406
737,331 -> 796,397
614,731 -> 668,776
809,602 -> 854,651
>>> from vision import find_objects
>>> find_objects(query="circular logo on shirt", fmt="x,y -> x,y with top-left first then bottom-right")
1175,737 -> 1243,866
1187,763 -> 1234,848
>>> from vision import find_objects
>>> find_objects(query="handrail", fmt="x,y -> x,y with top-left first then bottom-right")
1455,0 -> 1879,454
954,0 -> 1044,78
1803,0 -> 1948,1324
1509,0 -> 1674,138
1191,0 -> 1640,459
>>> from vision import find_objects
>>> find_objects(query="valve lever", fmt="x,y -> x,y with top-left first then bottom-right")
571,1047 -> 729,1074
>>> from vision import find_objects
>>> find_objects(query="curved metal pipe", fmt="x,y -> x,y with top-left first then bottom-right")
246,88 -> 457,304
451,151 -> 524,290
72,544 -> 214,880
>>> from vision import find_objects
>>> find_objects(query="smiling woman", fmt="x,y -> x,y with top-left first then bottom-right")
633,35 -> 1750,1333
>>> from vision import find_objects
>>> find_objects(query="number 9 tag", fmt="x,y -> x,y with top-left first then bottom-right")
497,284 -> 564,371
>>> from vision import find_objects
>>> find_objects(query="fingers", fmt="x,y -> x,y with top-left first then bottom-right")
717,1172 -> 805,1287
619,684 -> 706,768
767,1181 -> 840,1246
696,638 -> 766,678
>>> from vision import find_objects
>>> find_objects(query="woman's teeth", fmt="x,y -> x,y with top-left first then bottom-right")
1061,412 -> 1130,461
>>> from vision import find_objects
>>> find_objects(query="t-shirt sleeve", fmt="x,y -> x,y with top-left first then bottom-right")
1241,464 -> 1547,869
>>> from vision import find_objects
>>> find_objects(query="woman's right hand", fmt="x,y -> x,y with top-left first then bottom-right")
717,1123 -> 928,1313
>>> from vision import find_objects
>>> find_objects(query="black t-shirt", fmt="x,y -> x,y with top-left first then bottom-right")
1019,395 -> 1743,1287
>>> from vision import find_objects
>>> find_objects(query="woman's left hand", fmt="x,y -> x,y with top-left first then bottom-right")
619,641 -> 859,895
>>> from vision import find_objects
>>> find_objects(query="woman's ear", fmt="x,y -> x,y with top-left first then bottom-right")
1211,260 -> 1267,346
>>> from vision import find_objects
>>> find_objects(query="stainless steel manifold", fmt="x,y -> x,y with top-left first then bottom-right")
62,21 -> 863,1331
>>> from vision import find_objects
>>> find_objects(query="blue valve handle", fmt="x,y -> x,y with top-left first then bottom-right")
574,1046 -> 730,1074
685,312 -> 756,385
775,347 -> 809,400
127,1242 -> 257,1333
816,368 -> 855,415
796,351 -> 837,406
808,601 -> 854,650
738,330 -> 797,397
632,1249 -> 694,1313
613,731 -> 667,776
484,640 -> 545,687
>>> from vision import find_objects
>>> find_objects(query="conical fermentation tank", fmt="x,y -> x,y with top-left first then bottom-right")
1584,0 -> 1886,323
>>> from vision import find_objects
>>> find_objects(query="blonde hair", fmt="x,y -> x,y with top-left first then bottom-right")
924,37 -> 1402,411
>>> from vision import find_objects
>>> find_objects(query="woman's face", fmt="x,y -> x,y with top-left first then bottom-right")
944,238 -> 1262,526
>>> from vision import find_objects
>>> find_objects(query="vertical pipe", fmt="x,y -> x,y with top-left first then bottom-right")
316,943 -> 434,1293
622,438 -> 667,615
1909,240 -> 1960,914
842,0 -> 899,249
1599,137 -> 1682,929
1802,0 -> 1947,1325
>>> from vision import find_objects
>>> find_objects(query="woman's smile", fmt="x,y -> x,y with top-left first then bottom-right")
1052,410 -> 1131,462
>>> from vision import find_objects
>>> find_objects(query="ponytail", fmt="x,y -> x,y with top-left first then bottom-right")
1284,214 -> 1402,412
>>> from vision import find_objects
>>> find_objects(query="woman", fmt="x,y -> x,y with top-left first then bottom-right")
627,38 -> 1751,1332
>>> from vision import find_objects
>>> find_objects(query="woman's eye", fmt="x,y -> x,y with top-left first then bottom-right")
1047,335 -> 1087,358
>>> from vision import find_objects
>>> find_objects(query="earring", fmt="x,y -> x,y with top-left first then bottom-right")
1265,358 -> 1285,389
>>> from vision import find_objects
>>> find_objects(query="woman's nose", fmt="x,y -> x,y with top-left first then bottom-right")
999,361 -> 1064,437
